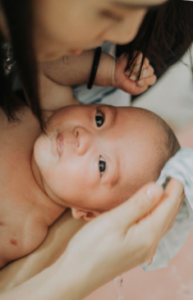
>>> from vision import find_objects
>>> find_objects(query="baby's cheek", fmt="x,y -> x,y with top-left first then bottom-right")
44,170 -> 51,181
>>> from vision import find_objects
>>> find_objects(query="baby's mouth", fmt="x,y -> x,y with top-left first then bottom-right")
56,134 -> 64,157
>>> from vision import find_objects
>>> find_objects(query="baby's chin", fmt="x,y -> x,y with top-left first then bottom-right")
33,135 -> 45,168
33,134 -> 52,172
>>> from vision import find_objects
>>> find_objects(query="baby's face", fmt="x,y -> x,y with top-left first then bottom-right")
34,105 -> 160,216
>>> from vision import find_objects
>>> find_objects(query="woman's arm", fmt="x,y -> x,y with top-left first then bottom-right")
0,180 -> 184,300
38,51 -> 155,112
37,50 -> 112,112
41,51 -> 156,95
0,210 -> 85,292
41,50 -> 113,87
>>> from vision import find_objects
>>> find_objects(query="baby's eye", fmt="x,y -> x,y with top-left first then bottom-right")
95,111 -> 104,127
99,156 -> 106,175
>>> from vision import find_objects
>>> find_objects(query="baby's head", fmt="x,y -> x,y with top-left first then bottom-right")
33,104 -> 180,220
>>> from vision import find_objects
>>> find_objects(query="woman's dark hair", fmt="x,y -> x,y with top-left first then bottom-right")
117,0 -> 193,78
0,0 -> 42,128
0,0 -> 193,127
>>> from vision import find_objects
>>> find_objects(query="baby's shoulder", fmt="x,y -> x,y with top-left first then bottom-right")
0,196 -> 49,268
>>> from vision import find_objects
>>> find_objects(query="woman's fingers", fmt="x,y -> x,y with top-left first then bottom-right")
144,179 -> 184,240
129,65 -> 154,80
165,178 -> 184,201
65,180 -> 184,284
65,183 -> 164,273
128,58 -> 149,74
139,65 -> 154,79
108,183 -> 163,230
128,75 -> 156,95
126,58 -> 150,79
128,63 -> 156,88
125,179 -> 184,262
161,179 -> 184,236
117,53 -> 156,95
137,75 -> 157,87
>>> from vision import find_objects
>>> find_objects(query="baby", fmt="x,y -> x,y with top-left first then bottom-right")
0,103 -> 180,268
0,51 -> 177,268
34,104 -> 180,218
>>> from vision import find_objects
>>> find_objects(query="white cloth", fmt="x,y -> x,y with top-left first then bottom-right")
157,148 -> 193,209
143,148 -> 193,271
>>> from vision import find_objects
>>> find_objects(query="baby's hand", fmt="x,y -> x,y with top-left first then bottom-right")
112,53 -> 157,95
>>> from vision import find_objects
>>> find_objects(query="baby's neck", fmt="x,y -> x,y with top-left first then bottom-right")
31,153 -> 67,209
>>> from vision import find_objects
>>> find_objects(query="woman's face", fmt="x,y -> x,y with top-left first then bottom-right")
32,0 -> 167,61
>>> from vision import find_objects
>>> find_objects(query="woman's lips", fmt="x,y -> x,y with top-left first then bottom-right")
56,134 -> 64,156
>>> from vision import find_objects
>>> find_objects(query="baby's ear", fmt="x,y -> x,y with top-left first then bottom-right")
71,208 -> 100,221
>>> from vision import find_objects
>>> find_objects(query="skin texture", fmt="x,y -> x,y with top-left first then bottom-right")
0,0 -> 185,299
33,105 -> 168,220
0,102 -> 168,268
0,107 -> 66,268
0,210 -> 86,292
40,50 -> 156,112
32,0 -> 168,61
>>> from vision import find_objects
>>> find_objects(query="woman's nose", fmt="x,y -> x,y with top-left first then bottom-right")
103,11 -> 145,45
103,28 -> 132,45
74,127 -> 92,156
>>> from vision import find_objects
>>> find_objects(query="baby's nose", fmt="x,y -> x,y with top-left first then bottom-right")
74,126 -> 92,156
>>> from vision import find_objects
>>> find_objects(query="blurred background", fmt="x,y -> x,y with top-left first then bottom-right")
84,48 -> 193,300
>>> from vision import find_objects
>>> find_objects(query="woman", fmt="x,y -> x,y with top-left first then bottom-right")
0,0 -> 191,298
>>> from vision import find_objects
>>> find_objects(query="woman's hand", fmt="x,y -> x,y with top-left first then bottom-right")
0,180 -> 184,300
62,179 -> 184,296
112,52 -> 157,95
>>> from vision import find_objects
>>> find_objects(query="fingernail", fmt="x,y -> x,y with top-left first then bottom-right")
130,74 -> 138,81
141,69 -> 148,78
147,184 -> 163,200
137,80 -> 144,87
136,53 -> 143,63
124,71 -> 130,77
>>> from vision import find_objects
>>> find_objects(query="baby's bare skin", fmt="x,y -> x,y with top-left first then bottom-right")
0,50 -> 155,268
0,107 -> 65,268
